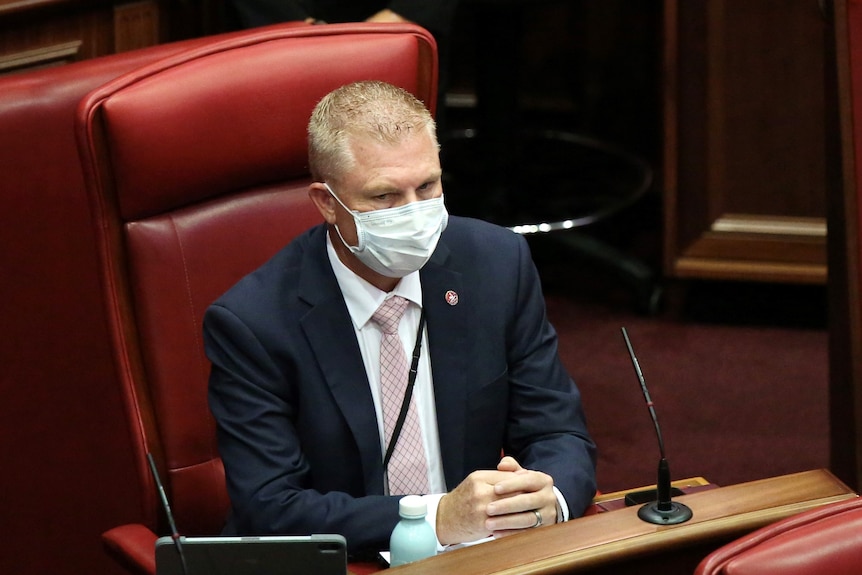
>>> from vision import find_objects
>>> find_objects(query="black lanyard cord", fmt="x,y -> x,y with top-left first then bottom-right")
383,308 -> 426,470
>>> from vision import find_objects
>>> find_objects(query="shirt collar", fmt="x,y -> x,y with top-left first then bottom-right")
325,230 -> 422,329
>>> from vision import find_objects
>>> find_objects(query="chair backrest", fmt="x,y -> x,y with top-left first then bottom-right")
76,21 -> 438,536
694,497 -> 862,575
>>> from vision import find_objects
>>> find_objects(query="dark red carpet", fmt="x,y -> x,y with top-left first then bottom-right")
540,263 -> 829,493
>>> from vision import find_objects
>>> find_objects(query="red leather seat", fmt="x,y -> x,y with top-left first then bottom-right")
694,497 -> 862,575
75,21 -> 438,575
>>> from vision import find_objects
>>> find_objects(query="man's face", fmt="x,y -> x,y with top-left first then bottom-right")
329,129 -> 443,247
307,127 -> 444,289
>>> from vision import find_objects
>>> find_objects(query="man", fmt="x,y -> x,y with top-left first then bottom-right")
204,80 -> 596,556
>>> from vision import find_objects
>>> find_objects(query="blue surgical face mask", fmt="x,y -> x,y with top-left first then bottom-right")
324,183 -> 448,278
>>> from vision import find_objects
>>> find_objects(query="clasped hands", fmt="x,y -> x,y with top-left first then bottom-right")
436,456 -> 558,546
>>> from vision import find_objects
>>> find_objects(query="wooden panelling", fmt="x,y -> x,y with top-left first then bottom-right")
0,39 -> 81,72
113,0 -> 158,53
0,0 -> 219,75
0,3 -> 115,73
827,0 -> 862,493
663,0 -> 829,284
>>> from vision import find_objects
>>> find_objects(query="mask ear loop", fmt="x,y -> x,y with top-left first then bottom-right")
324,182 -> 365,252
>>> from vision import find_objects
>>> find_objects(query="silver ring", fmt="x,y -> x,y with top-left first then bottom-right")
532,509 -> 543,528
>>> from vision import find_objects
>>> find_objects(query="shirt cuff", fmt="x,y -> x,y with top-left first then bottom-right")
553,485 -> 570,522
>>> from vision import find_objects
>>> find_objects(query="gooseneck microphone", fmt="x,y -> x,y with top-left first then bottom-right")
621,327 -> 693,525
147,453 -> 190,575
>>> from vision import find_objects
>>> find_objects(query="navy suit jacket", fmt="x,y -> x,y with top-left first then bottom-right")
204,216 -> 596,554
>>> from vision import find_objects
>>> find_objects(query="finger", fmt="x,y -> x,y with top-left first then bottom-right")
472,468 -> 519,488
486,508 -> 545,533
494,469 -> 552,497
486,489 -> 547,517
497,456 -> 523,473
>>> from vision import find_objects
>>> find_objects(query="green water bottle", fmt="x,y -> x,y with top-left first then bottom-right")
389,495 -> 437,566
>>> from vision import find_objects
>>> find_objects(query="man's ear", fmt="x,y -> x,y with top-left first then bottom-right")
308,182 -> 337,224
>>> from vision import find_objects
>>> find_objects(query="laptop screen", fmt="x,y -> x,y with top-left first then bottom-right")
155,534 -> 348,575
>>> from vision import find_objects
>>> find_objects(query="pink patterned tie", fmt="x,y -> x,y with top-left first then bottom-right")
371,296 -> 429,495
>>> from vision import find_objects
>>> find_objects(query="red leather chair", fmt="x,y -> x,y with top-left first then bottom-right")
75,22 -> 438,575
694,496 -> 862,575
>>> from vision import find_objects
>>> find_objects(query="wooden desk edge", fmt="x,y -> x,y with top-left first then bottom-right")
389,469 -> 857,575
497,493 -> 858,575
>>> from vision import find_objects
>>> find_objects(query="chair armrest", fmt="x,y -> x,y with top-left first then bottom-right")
102,524 -> 158,575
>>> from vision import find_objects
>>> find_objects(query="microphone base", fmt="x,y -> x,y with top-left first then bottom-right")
637,501 -> 693,525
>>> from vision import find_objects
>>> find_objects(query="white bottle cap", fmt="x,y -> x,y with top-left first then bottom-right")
398,495 -> 427,518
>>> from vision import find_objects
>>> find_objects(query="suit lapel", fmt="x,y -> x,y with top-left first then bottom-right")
420,241 -> 470,489
298,226 -> 386,495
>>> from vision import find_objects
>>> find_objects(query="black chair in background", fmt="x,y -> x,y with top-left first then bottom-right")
440,0 -> 662,314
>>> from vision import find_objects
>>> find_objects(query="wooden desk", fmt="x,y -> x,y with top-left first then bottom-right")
388,469 -> 856,575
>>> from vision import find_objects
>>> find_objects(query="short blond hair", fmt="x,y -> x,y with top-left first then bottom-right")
307,80 -> 437,182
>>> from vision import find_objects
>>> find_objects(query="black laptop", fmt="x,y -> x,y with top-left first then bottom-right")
155,534 -> 348,575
